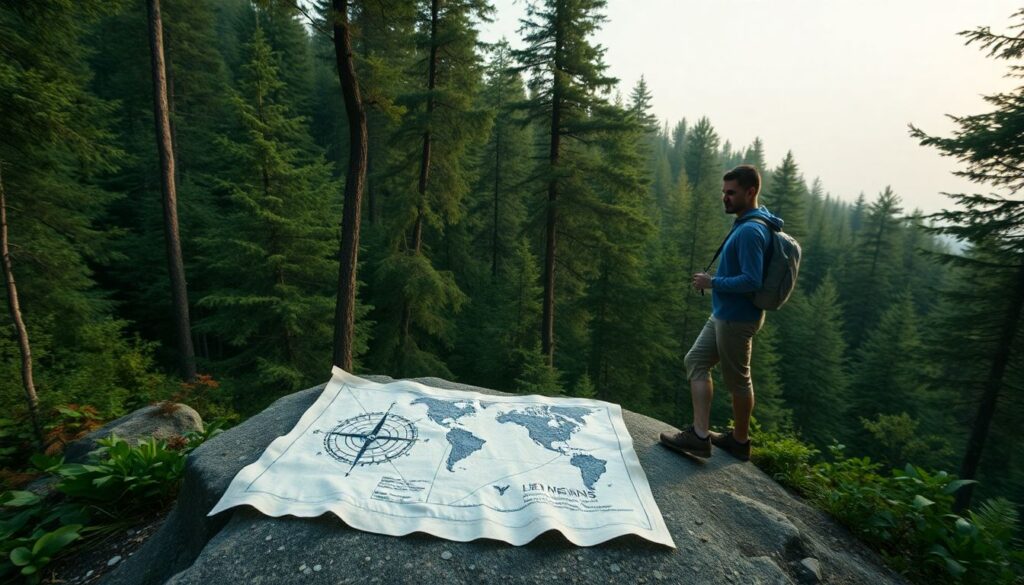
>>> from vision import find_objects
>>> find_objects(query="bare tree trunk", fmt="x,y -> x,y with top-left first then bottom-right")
955,262 -> 1024,511
397,0 -> 442,358
148,0 -> 197,382
412,0 -> 440,256
0,165 -> 43,448
331,0 -> 369,371
491,110 -> 501,280
541,12 -> 563,367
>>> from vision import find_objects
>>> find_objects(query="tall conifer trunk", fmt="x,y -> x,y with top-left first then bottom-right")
397,0 -> 441,369
0,165 -> 42,448
541,9 -> 563,366
492,124 -> 501,279
148,0 -> 197,381
955,262 -> 1024,511
331,0 -> 369,371
412,0 -> 440,255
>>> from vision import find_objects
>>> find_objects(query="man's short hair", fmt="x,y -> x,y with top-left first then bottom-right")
723,165 -> 761,196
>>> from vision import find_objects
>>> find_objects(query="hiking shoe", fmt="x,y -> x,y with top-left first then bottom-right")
659,426 -> 711,458
710,429 -> 751,461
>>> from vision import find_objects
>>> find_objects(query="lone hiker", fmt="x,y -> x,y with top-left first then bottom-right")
660,164 -> 784,461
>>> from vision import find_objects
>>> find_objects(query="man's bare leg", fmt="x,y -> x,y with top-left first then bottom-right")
730,391 -> 755,443
691,378 -> 713,438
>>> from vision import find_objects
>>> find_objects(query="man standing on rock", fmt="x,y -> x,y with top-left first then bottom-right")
660,164 -> 783,461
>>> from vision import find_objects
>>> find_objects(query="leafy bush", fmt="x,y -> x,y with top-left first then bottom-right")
0,491 -> 89,583
56,435 -> 187,511
0,428 -> 220,582
755,432 -> 1024,584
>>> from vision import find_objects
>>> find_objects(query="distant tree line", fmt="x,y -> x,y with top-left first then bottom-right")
0,0 -> 1019,514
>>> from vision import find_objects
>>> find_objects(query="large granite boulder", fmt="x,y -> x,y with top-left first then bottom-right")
64,403 -> 203,463
102,377 -> 906,585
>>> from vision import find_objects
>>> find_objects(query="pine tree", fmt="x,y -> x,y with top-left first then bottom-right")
89,0 -> 235,368
747,321 -> 790,431
0,1 -> 172,432
148,0 -> 198,381
366,0 -> 491,377
839,186 -> 903,347
473,40 -> 531,279
741,138 -> 765,172
580,104 -> 667,412
668,118 -> 688,183
628,75 -> 658,132
775,276 -> 850,446
846,292 -> 930,454
329,0 -> 370,371
195,27 -> 342,399
908,7 -> 1024,510
513,0 -> 617,366
678,118 -> 727,345
761,151 -> 807,241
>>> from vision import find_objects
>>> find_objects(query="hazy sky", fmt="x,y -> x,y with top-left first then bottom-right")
478,0 -> 1020,213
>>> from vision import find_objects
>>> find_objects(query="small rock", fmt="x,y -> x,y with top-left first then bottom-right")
404,563 -> 413,570
469,565 -> 476,570
314,565 -> 322,572
85,570 -> 94,578
695,519 -> 703,525
653,570 -> 665,581
237,455 -> 247,462
699,535 -> 709,543
577,555 -> 584,562
299,564 -> 307,572
277,545 -> 285,551
799,557 -> 823,582
265,535 -> 272,541
609,563 -> 621,573
303,568 -> 312,576
441,551 -> 453,560
107,555 -> 122,567
365,556 -> 371,562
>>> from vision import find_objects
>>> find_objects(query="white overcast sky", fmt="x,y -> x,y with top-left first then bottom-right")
478,0 -> 1020,213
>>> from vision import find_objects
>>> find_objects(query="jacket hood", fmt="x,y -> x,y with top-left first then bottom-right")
740,206 -> 785,231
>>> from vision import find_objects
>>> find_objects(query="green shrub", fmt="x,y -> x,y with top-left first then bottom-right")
0,428 -> 221,582
754,432 -> 1024,584
56,435 -> 186,512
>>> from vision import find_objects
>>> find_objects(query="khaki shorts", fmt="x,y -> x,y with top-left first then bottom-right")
684,316 -> 764,395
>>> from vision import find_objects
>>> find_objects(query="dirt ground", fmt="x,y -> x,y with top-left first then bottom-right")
39,511 -> 167,585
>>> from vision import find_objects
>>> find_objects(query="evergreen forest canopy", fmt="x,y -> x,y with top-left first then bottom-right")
0,0 -> 1021,523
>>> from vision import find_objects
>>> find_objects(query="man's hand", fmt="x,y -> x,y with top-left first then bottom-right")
692,272 -> 713,291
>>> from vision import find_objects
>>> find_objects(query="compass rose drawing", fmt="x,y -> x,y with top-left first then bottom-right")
314,403 -> 420,476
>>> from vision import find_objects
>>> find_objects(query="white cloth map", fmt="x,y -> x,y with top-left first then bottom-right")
210,368 -> 674,547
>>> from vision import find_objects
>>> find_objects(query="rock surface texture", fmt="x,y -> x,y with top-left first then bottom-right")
101,377 -> 906,585
64,403 -> 203,463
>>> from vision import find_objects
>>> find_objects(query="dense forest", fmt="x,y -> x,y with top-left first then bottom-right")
0,0 -> 1022,568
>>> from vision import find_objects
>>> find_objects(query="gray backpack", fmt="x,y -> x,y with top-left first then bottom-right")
707,217 -> 801,311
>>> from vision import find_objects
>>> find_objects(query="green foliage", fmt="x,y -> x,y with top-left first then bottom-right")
56,436 -> 186,510
0,427 -> 220,582
774,276 -> 850,446
860,413 -> 953,471
761,151 -> 807,241
8,524 -> 82,583
571,373 -> 597,398
755,432 -> 1024,583
514,344 -> 564,396
195,25 -> 340,399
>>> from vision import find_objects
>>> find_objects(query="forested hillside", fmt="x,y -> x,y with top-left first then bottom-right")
0,0 -> 1021,558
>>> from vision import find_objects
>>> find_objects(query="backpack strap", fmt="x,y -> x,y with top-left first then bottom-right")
703,216 -> 775,273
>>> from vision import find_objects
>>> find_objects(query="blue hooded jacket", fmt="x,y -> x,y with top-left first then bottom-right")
711,207 -> 785,322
